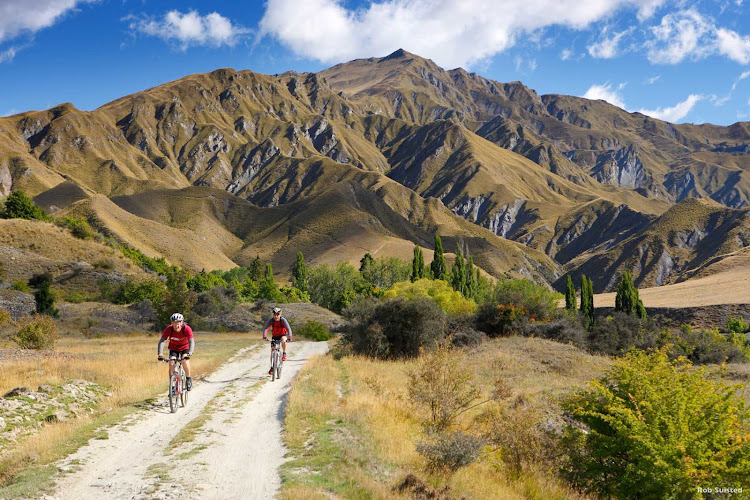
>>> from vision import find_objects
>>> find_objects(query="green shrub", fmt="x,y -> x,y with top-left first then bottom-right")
57,216 -> 95,239
343,297 -> 445,359
187,270 -> 228,293
384,279 -> 477,315
523,314 -> 588,349
727,316 -> 749,334
308,262 -> 365,313
279,286 -> 310,303
2,190 -> 49,221
11,280 -> 30,292
119,246 -> 175,275
33,278 -> 58,317
64,290 -> 93,304
587,312 -> 654,355
560,349 -> 750,498
0,310 -> 10,326
193,286 -> 237,317
295,320 -> 333,341
154,269 -> 197,328
113,279 -> 167,305
13,314 -> 59,349
416,431 -> 485,472
668,326 -> 748,364
491,278 -> 561,319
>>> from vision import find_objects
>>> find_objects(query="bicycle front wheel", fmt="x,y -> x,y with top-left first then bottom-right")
169,375 -> 178,413
271,354 -> 277,382
180,369 -> 188,407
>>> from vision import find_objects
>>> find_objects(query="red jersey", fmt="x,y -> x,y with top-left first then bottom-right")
161,324 -> 194,351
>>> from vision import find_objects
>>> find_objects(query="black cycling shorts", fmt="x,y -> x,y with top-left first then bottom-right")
169,349 -> 190,359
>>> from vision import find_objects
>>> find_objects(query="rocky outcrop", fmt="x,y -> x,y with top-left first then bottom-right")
591,145 -> 647,189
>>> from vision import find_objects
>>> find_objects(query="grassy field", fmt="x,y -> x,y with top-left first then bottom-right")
281,337 -> 608,499
0,332 -> 256,497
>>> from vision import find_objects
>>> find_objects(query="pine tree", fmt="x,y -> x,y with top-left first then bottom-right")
464,256 -> 476,299
565,275 -> 576,313
2,190 -> 48,221
431,235 -> 447,281
411,245 -> 425,282
258,263 -> 281,301
450,243 -> 466,295
292,251 -> 308,293
615,270 -> 647,320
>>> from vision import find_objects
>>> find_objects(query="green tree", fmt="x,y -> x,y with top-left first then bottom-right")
2,190 -> 48,221
465,256 -> 477,299
579,275 -> 594,329
292,251 -> 309,294
615,270 -> 646,320
359,252 -> 375,284
308,262 -> 364,313
34,280 -> 59,318
249,256 -> 263,282
155,269 -> 197,328
565,275 -> 576,313
430,235 -> 447,281
561,349 -> 750,498
411,245 -> 425,282
258,263 -> 282,301
450,243 -> 466,296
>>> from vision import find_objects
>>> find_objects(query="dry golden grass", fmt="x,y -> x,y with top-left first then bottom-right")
594,266 -> 750,308
0,332 -> 254,492
282,337 -> 606,499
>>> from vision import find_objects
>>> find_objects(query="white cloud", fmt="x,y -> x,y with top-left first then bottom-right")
528,58 -> 537,71
582,83 -> 626,108
588,27 -> 632,59
127,10 -> 249,49
646,75 -> 660,84
646,9 -> 713,64
638,94 -> 702,122
514,55 -> 523,71
0,46 -> 18,63
716,28 -> 750,64
0,0 -> 97,43
259,0 -> 668,69
561,48 -> 573,60
731,70 -> 750,90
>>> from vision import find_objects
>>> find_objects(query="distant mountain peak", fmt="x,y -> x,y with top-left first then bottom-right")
382,48 -> 412,60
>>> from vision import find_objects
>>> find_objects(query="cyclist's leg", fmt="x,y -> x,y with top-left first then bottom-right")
281,335 -> 287,353
182,351 -> 191,378
168,350 -> 177,382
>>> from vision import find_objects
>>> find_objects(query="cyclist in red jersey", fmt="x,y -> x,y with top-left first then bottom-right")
263,307 -> 292,375
157,313 -> 195,390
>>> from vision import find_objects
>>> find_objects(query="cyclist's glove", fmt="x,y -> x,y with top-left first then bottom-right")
183,354 -> 191,360
263,335 -> 268,340
158,355 -> 164,361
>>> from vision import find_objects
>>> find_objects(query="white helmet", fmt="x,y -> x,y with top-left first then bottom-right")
170,313 -> 184,322
272,307 -> 282,315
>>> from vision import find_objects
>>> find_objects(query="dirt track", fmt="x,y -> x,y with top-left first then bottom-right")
44,341 -> 328,500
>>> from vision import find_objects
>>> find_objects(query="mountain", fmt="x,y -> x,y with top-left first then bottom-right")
2,49 -> 749,292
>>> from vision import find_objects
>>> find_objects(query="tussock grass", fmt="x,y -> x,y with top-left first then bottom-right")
282,336 -> 606,499
0,333 -> 254,497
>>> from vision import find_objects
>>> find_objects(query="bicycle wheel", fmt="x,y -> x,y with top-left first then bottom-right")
168,374 -> 178,413
271,353 -> 277,382
180,368 -> 188,407
276,358 -> 282,379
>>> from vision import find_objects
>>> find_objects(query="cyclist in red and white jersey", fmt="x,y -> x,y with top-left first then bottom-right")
263,307 -> 292,375
157,313 -> 195,390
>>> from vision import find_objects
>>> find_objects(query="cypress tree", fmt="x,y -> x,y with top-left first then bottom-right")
431,235 -> 447,280
585,276 -> 595,326
580,274 -> 594,329
450,243 -> 466,295
565,275 -> 576,313
258,263 -> 281,300
291,251 -> 308,293
360,253 -> 375,284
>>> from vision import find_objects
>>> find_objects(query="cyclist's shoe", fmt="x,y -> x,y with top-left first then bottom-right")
268,368 -> 273,375
282,353 -> 287,361
186,377 -> 192,391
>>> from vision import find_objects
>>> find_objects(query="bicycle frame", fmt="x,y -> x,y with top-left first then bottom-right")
163,356 -> 188,412
269,338 -> 285,381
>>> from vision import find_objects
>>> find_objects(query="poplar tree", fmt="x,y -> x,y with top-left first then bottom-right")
450,243 -> 467,295
615,270 -> 647,320
411,245 -> 425,282
580,274 -> 595,329
565,275 -> 576,313
465,256 -> 476,299
431,235 -> 447,281
291,251 -> 308,293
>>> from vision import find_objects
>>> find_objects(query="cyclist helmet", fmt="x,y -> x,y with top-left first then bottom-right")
272,307 -> 282,315
170,313 -> 184,322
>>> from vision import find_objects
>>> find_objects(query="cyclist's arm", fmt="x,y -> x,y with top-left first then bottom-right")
282,317 -> 292,340
188,337 -> 195,356
262,319 -> 273,339
157,337 -> 166,357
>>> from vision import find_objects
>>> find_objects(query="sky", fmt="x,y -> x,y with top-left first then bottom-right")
1,0 -> 749,125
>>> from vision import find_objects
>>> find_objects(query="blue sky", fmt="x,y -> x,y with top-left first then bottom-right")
1,0 -> 749,125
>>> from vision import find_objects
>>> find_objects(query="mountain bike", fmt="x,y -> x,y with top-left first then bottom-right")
269,338 -> 285,382
163,356 -> 189,413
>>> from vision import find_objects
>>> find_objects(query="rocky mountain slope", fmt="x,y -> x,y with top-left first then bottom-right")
1,49 -> 749,291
